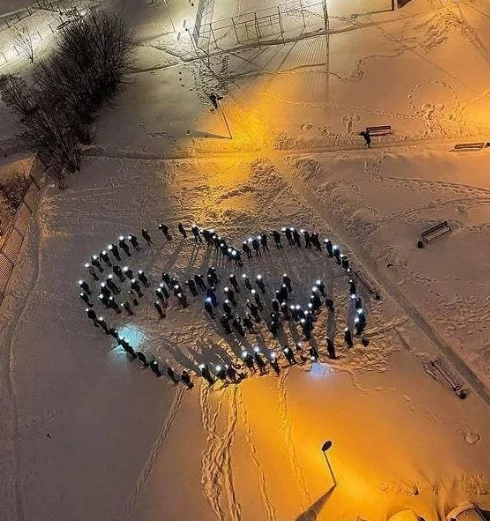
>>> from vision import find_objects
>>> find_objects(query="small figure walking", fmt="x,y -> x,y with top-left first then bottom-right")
360,130 -> 371,148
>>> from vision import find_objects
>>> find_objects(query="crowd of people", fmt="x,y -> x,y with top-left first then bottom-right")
78,223 -> 370,388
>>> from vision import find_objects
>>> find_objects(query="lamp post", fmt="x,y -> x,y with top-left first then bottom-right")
321,440 -> 336,487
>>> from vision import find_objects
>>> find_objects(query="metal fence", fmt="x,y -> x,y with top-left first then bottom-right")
0,156 -> 44,305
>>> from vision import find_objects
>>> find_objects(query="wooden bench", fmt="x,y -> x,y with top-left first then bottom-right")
366,125 -> 391,136
421,220 -> 451,244
454,142 -> 487,151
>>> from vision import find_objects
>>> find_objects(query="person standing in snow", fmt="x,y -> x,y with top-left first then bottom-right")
178,223 -> 187,238
360,130 -> 371,148
141,228 -> 152,245
158,224 -> 172,240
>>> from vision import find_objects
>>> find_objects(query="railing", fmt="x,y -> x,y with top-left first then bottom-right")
0,156 -> 44,305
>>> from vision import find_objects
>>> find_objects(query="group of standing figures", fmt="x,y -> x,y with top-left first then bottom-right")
78,223 -> 371,387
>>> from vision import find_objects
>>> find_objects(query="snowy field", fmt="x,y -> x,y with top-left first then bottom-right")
1,1 -> 490,521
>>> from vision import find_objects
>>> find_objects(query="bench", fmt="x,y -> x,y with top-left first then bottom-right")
366,125 -> 391,136
453,142 -> 487,151
352,269 -> 380,300
421,220 -> 451,244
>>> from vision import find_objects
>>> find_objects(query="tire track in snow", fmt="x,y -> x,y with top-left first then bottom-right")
236,387 -> 278,521
123,385 -> 185,520
277,370 -> 313,515
199,384 -> 242,521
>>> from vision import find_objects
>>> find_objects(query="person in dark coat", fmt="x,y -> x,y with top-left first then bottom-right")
131,279 -> 144,298
344,328 -> 353,348
177,293 -> 188,308
260,233 -> 269,252
122,266 -> 134,280
268,319 -> 279,338
302,230 -> 312,249
158,224 -> 172,240
158,282 -> 169,299
181,370 -> 194,389
78,280 -> 91,294
272,299 -> 280,313
80,291 -> 92,307
113,265 -> 125,282
242,241 -> 252,259
186,278 -> 198,296
309,345 -> 319,362
311,232 -> 322,251
333,246 -> 341,264
271,230 -> 282,248
225,365 -> 243,383
280,302 -> 291,320
326,337 -> 336,359
85,263 -> 99,281
107,297 -> 121,314
207,266 -> 219,285
108,244 -> 121,261
282,273 -> 292,293
223,300 -> 232,317
136,351 -> 149,367
118,236 -> 131,256
100,250 -> 112,267
242,351 -> 255,372
166,366 -> 179,383
251,237 -> 261,257
325,298 -> 335,312
97,316 -> 110,333
206,287 -> 218,307
291,228 -> 301,247
360,130 -> 371,148
224,287 -> 236,306
251,289 -> 263,311
349,279 -> 356,296
255,275 -> 266,293
242,274 -> 252,290
269,352 -> 280,374
155,287 -> 166,302
232,316 -> 245,337
150,360 -> 162,377
194,274 -> 206,291
106,275 -> 120,294
254,348 -> 267,374
154,300 -> 166,318
191,224 -> 202,243
91,255 -> 104,272
220,314 -> 232,334
204,298 -> 215,318
229,274 -> 240,292
137,270 -> 149,287
199,364 -> 214,385
243,313 -> 255,334
128,234 -> 141,252
142,228 -> 152,245
122,301 -> 134,315
315,279 -> 326,296
283,227 -> 294,246
282,345 -> 297,365
247,300 -> 261,322
178,223 -> 187,238
100,283 -> 111,299
86,308 -> 99,326
230,249 -> 243,267
324,239 -> 333,257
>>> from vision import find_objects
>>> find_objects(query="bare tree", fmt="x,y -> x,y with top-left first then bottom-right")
0,75 -> 38,117
1,11 -> 133,189
0,173 -> 29,212
13,25 -> 35,63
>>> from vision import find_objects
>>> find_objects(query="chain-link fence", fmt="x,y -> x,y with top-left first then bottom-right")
0,156 -> 44,305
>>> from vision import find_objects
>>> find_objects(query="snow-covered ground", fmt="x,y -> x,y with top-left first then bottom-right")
1,1 -> 490,521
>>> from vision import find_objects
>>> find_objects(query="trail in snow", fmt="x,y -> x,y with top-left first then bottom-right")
123,385 -> 185,520
199,384 -> 242,521
236,387 -> 278,521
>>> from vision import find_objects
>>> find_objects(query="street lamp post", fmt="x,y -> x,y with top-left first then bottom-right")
321,440 -> 337,487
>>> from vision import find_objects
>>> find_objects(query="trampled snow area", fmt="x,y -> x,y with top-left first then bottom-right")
1,1 -> 490,520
